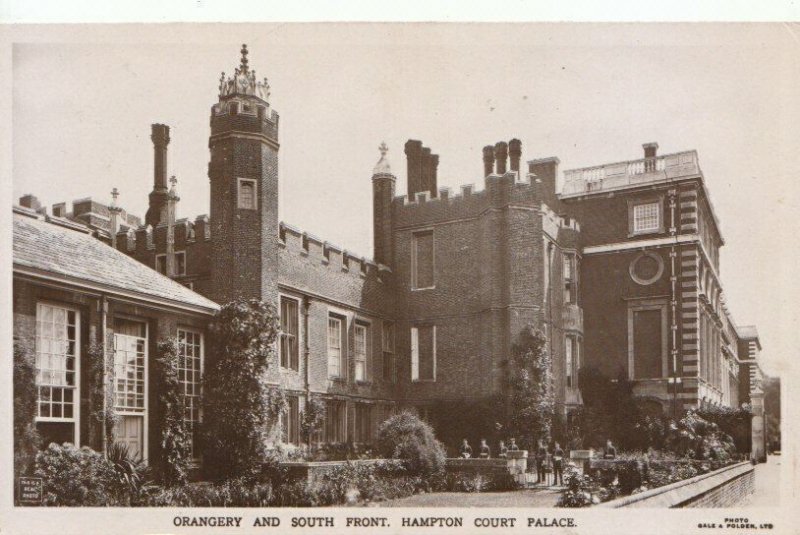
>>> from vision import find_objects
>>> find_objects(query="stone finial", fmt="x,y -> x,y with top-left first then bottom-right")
373,141 -> 393,176
169,175 -> 178,192
240,44 -> 249,72
109,187 -> 122,213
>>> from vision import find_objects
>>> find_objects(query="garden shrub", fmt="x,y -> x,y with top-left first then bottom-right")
666,411 -> 736,461
154,338 -> 191,487
201,299 -> 279,481
376,411 -> 446,479
442,470 -> 519,493
13,341 -> 41,499
34,443 -> 122,506
557,463 -> 600,507
146,479 -> 274,507
106,442 -> 155,505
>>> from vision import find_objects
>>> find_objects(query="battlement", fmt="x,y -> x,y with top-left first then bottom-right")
279,222 -> 390,283
392,171 -> 544,227
120,214 -> 211,253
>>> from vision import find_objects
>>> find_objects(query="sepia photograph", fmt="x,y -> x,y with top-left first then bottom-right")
1,14 -> 798,535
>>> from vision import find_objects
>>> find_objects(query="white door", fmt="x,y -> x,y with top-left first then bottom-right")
114,415 -> 144,460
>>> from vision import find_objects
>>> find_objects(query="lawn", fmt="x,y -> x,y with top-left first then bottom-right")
380,489 -> 561,507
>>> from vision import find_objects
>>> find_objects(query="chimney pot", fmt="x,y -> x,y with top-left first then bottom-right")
643,142 -> 659,159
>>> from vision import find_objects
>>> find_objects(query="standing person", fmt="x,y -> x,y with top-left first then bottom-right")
536,439 -> 548,484
604,439 -> 617,459
498,440 -> 508,458
552,442 -> 565,486
508,437 -> 519,451
479,438 -> 491,459
459,438 -> 473,459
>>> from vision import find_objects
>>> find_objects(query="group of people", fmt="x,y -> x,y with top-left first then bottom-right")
457,437 -> 618,486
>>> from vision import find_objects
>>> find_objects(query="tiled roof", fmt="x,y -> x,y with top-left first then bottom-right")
13,211 -> 219,314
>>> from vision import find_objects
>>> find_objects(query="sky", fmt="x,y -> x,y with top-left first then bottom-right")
10,23 -> 800,375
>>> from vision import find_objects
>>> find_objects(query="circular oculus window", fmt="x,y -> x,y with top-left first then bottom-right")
629,252 -> 664,285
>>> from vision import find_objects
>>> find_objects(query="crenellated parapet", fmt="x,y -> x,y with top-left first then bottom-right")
121,214 -> 211,254
392,171 -> 543,228
279,222 -> 390,284
541,202 -> 581,245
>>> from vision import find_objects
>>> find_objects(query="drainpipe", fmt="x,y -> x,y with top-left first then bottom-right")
302,295 -> 311,447
100,294 -> 109,455
303,295 -> 311,399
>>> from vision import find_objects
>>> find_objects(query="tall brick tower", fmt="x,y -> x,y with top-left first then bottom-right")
372,142 -> 396,266
208,44 -> 280,305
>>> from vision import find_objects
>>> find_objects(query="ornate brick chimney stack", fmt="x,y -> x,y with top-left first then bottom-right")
509,138 -> 522,173
146,123 -> 171,227
405,139 -> 438,199
483,145 -> 495,177
495,141 -> 508,174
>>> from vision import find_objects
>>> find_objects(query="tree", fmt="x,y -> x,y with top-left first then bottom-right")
201,299 -> 279,481
506,326 -> 554,451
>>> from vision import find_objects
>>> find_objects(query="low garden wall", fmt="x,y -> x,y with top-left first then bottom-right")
597,461 -> 754,508
279,459 -> 382,486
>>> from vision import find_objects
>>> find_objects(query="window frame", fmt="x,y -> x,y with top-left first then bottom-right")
628,197 -> 665,236
34,302 -> 81,445
327,313 -> 346,380
111,315 -> 150,461
411,228 -> 435,290
324,399 -> 347,443
627,299 -> 669,380
354,402 -> 373,444
174,250 -> 186,276
155,253 -> 167,275
354,321 -> 370,383
411,324 -> 437,382
177,327 -> 204,459
281,395 -> 300,445
382,321 -> 396,383
237,178 -> 258,210
279,295 -> 300,371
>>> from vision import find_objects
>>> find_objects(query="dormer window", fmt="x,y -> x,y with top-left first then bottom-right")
237,178 -> 257,210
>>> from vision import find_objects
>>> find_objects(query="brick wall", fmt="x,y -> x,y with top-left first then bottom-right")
598,461 -> 754,508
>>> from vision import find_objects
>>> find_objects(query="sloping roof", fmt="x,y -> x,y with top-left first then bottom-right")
13,210 -> 219,314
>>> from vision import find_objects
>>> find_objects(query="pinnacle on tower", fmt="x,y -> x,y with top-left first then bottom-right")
373,141 -> 393,176
239,43 -> 249,73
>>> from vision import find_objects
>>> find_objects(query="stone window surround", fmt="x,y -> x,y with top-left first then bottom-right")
627,298 -> 669,380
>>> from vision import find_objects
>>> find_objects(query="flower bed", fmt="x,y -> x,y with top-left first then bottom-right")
557,457 -> 740,507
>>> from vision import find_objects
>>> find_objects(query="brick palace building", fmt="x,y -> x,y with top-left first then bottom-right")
12,45 -> 767,459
